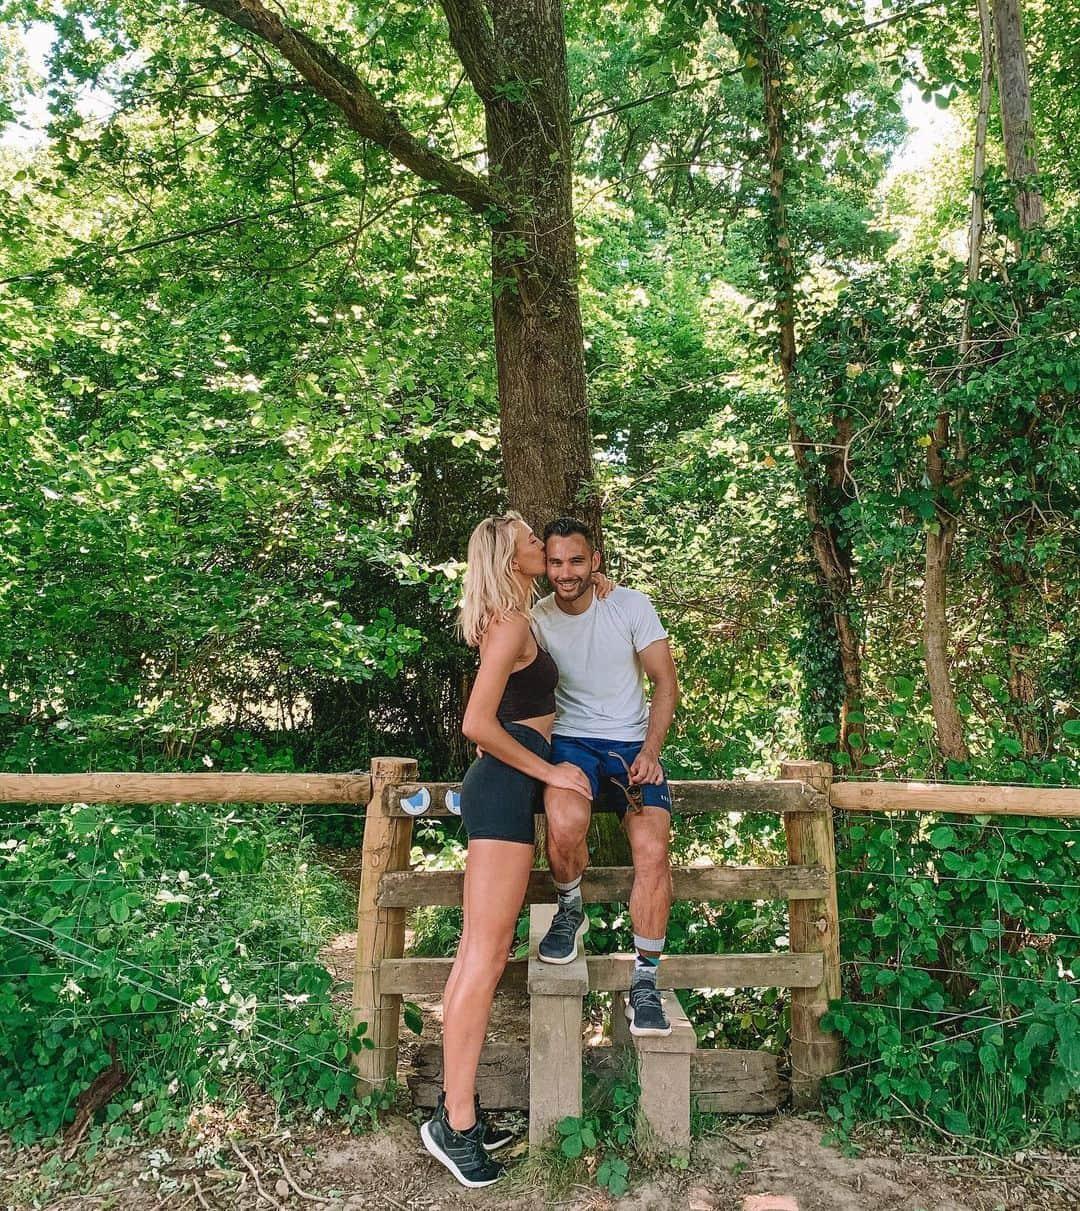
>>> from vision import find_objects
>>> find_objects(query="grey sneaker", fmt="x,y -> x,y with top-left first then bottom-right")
537,901 -> 588,964
625,979 -> 671,1037
420,1096 -> 505,1188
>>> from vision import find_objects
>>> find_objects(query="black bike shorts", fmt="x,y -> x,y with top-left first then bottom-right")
459,721 -> 550,845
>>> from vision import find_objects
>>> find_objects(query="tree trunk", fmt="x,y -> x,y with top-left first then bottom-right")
922,0 -> 993,766
753,3 -> 863,760
924,500 -> 969,763
991,0 -> 1044,232
485,0 -> 599,541
989,0 -> 1044,751
482,1 -> 623,863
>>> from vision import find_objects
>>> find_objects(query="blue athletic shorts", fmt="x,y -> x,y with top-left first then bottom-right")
549,736 -> 672,817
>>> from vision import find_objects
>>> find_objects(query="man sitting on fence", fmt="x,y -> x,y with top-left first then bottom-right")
531,518 -> 680,1036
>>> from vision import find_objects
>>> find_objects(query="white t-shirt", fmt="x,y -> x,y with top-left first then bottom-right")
531,587 -> 669,742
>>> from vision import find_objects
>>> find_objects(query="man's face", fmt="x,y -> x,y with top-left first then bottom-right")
545,534 -> 600,603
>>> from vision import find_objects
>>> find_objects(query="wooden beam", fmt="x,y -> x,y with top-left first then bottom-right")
382,778 -> 824,818
351,759 -> 415,1093
0,772 -> 371,805
378,951 -> 823,995
379,957 -> 528,996
408,1042 -> 787,1113
670,779 -> 824,815
377,864 -> 828,908
782,760 -> 841,1110
585,952 -> 823,992
625,992 -> 694,1156
831,780 -> 1080,818
528,904 -> 585,1148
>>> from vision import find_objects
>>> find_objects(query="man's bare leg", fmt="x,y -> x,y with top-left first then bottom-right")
622,807 -> 673,1035
544,786 -> 591,885
538,786 -> 592,963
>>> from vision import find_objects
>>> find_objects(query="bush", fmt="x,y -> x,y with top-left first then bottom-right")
823,808 -> 1080,1147
0,802 -> 377,1143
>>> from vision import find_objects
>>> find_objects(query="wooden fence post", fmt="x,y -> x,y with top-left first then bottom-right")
780,759 -> 841,1108
352,756 -> 417,1092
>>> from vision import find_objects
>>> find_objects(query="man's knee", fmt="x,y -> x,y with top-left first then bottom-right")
629,824 -> 671,880
544,787 -> 591,844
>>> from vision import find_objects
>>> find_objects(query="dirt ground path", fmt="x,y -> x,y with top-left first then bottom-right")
5,924 -> 1076,1210
4,1102 -> 1076,1210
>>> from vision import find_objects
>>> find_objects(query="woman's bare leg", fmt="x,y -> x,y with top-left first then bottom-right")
441,838 -> 534,1131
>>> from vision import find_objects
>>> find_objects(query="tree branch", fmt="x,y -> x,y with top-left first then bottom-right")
188,0 -> 504,217
437,0 -> 504,103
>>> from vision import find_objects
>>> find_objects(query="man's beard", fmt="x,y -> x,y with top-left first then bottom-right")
553,576 -> 589,600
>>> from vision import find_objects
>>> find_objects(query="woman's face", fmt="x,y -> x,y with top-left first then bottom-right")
513,522 -> 547,578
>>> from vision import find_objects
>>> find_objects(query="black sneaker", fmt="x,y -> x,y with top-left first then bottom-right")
625,978 -> 671,1037
537,901 -> 588,964
476,1095 -> 514,1153
420,1096 -> 505,1188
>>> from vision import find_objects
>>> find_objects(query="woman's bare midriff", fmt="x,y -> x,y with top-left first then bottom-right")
512,712 -> 555,741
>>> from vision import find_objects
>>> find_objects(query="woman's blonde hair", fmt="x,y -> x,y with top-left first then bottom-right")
458,511 -> 533,647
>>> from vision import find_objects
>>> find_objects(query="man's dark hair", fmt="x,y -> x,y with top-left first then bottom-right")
543,516 -> 595,550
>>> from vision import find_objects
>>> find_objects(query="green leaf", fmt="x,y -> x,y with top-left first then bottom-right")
929,826 -> 956,849
403,1002 -> 424,1036
561,1135 -> 583,1159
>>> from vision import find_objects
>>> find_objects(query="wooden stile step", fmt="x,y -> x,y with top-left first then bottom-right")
527,904 -> 587,1148
612,989 -> 695,1156
377,863 -> 828,908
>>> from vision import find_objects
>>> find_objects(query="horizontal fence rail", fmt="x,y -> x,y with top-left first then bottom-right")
831,780 -> 1080,818
1,773 -> 1076,818
0,772 -> 372,805
376,864 -> 829,907
377,952 -> 825,996
385,778 -> 825,817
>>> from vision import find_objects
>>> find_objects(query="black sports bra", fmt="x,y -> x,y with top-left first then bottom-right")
496,641 -> 558,723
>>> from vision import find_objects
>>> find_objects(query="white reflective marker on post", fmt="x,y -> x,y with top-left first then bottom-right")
399,787 -> 431,816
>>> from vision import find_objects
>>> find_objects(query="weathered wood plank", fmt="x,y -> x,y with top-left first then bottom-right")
529,905 -> 585,1148
586,951 -> 823,992
831,779 -> 1080,818
383,779 -> 824,818
670,780 -> 824,816
410,1042 -> 529,1111
690,1048 -> 787,1113
0,772 -> 372,805
378,863 -> 828,908
380,957 -> 528,995
635,993 -> 693,1155
379,951 -> 823,995
408,1042 -> 787,1114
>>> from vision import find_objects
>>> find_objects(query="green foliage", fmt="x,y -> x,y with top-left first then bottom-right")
0,802 -> 379,1143
1,0 -> 1078,1161
551,1065 -> 641,1196
822,809 -> 1080,1147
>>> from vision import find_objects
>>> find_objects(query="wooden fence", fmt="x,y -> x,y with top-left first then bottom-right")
3,764 -> 1077,1155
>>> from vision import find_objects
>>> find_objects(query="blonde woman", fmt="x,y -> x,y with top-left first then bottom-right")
420,512 -> 593,1188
